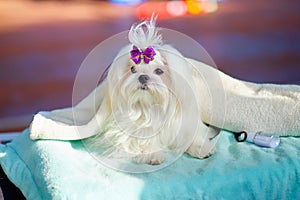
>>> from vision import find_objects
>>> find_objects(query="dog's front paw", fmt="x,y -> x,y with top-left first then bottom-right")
186,142 -> 216,159
135,152 -> 165,165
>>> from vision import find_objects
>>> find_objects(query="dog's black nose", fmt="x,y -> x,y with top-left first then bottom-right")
138,75 -> 150,84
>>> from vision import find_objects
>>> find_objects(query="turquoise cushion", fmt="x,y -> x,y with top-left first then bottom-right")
0,129 -> 299,199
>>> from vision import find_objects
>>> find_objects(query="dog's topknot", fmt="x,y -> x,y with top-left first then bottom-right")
128,15 -> 163,49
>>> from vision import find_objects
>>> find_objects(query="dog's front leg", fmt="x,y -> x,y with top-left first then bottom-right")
186,123 -> 220,159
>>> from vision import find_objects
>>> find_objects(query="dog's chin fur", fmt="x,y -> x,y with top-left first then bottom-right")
86,18 -> 218,165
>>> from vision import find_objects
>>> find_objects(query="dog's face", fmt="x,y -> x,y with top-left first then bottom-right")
108,49 -> 174,113
127,59 -> 170,92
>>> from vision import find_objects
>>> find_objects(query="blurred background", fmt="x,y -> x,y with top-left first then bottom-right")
0,0 -> 300,134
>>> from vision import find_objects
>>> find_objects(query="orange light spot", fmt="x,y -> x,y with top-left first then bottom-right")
186,0 -> 203,14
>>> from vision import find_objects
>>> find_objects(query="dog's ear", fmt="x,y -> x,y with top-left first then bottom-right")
159,45 -> 195,97
106,45 -> 132,93
159,45 -> 201,139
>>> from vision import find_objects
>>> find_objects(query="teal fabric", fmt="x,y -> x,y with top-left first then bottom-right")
0,129 -> 299,199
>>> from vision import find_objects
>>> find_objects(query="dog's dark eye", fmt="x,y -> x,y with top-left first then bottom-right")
154,68 -> 164,75
131,66 -> 137,73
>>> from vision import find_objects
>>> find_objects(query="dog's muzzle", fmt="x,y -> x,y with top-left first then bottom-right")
138,75 -> 150,90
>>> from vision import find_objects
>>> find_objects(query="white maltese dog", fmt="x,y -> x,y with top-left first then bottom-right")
82,18 -> 220,165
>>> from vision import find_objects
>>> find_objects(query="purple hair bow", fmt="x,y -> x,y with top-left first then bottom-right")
130,46 -> 156,64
